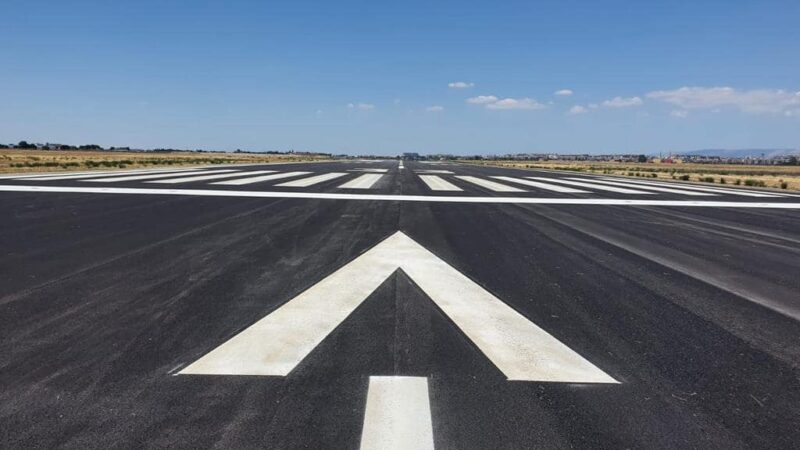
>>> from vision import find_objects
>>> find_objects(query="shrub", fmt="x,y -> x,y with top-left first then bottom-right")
734,179 -> 742,185
700,176 -> 715,183
719,178 -> 726,184
678,175 -> 690,181
650,173 -> 657,178
780,181 -> 788,189
744,179 -> 766,187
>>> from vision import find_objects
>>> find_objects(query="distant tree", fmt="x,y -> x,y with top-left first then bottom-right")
789,156 -> 798,166
0,143 -> 8,149
17,140 -> 36,149
637,154 -> 648,163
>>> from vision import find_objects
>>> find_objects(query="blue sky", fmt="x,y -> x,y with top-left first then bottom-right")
2,0 -> 799,155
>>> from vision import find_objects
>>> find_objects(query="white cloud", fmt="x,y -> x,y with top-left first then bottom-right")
554,89 -> 573,96
425,105 -> 445,112
448,81 -> 475,89
568,105 -> 588,115
347,102 -> 375,111
466,95 -> 498,104
646,86 -> 800,114
670,109 -> 688,118
588,103 -> 599,109
486,97 -> 546,110
602,96 -> 643,108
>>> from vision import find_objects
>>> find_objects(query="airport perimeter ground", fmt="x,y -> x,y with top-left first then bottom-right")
2,159 -> 799,449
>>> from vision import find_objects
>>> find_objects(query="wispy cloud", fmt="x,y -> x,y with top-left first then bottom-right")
646,86 -> 800,114
466,95 -> 498,104
448,81 -> 475,89
568,105 -> 588,115
602,96 -> 643,108
347,102 -> 375,111
486,98 -> 546,110
425,105 -> 444,112
554,89 -> 573,96
670,109 -> 688,118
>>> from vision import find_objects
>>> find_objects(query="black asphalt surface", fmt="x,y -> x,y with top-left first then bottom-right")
2,160 -> 799,449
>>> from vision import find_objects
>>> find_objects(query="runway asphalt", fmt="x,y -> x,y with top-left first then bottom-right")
1,160 -> 799,449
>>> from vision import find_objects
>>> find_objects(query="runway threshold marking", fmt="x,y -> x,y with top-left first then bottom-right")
339,173 -> 384,189
179,231 -> 617,383
455,176 -> 525,192
2,185 -> 800,207
360,376 -> 434,450
211,171 -> 311,185
565,178 -> 717,196
86,169 -> 239,182
527,177 -> 654,194
275,172 -> 348,187
598,177 -> 786,198
16,167 -> 203,181
418,175 -> 462,191
491,176 -> 589,193
147,170 -> 274,184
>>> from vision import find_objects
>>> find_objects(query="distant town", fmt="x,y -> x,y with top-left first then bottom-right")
3,140 -> 798,166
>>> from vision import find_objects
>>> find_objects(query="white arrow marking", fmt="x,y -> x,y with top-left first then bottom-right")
360,376 -> 434,450
180,231 -> 617,383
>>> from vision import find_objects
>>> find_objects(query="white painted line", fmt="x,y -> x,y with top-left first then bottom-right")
339,173 -> 384,189
455,176 -> 525,192
275,172 -> 348,187
565,178 -> 716,196
14,167 -> 201,181
527,177 -> 654,194
415,170 -> 454,174
2,185 -> 800,208
492,176 -> 589,193
179,231 -> 618,383
599,177 -> 785,198
360,376 -> 434,450
349,168 -> 389,173
86,169 -> 239,182
146,171 -> 276,184
419,175 -> 462,191
211,171 -> 311,185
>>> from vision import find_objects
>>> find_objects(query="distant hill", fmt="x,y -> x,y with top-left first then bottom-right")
675,148 -> 800,158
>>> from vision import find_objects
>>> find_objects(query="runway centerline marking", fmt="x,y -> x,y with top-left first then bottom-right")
360,376 -> 434,450
1,185 -> 799,207
179,231 -> 618,383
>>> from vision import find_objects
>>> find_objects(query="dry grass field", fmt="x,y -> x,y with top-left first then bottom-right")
468,160 -> 800,191
0,149 -> 331,174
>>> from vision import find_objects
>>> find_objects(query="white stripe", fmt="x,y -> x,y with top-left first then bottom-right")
599,177 -> 785,197
2,185 -> 799,208
146,171 -> 277,184
211,171 -> 311,185
85,169 -> 238,182
455,176 -> 525,192
339,174 -> 384,189
415,170 -> 454,174
565,178 -> 716,196
275,172 -> 347,187
179,232 -> 618,382
15,167 -> 201,181
360,377 -> 434,450
527,177 -> 654,194
349,168 -> 388,173
418,175 -> 462,191
491,176 -> 589,193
